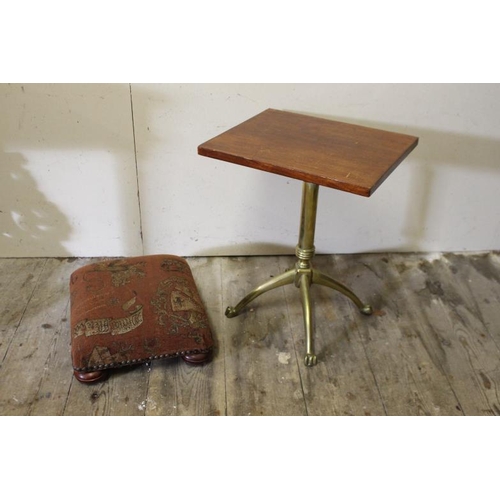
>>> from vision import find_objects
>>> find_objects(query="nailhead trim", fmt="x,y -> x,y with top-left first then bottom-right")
73,348 -> 212,372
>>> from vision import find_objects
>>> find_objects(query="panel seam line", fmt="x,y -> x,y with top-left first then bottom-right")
129,83 -> 144,254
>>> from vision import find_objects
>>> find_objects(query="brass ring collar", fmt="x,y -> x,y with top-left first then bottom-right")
295,246 -> 315,261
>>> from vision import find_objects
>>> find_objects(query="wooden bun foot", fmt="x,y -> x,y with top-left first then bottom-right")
74,370 -> 108,383
181,352 -> 211,366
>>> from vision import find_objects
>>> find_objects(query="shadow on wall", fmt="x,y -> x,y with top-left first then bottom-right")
0,149 -> 72,257
0,83 -> 167,257
379,122 -> 500,251
403,127 -> 500,251
300,110 -> 500,252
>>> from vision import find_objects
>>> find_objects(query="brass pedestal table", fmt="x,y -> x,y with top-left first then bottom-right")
198,109 -> 418,366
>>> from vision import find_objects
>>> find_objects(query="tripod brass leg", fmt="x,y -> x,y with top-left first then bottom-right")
312,269 -> 373,315
225,268 -> 295,318
225,181 -> 372,367
298,273 -> 317,366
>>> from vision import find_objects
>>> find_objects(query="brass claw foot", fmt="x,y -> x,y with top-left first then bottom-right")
225,306 -> 238,318
304,353 -> 317,367
360,304 -> 373,315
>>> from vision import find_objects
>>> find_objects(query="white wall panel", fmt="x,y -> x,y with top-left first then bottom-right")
0,83 -> 142,257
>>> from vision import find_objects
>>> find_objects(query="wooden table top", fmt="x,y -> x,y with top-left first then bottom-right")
198,109 -> 418,197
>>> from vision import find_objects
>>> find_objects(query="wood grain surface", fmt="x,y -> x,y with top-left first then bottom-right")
198,109 -> 419,196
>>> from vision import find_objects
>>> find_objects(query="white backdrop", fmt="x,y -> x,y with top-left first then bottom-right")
1,83 -> 499,257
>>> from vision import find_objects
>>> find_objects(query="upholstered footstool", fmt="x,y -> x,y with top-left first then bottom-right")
70,255 -> 214,383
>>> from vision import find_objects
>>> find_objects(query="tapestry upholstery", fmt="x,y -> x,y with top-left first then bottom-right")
70,255 -> 213,374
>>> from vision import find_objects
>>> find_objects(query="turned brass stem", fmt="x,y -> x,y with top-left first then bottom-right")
296,182 -> 319,265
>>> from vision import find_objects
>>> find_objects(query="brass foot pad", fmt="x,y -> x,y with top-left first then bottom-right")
360,304 -> 373,316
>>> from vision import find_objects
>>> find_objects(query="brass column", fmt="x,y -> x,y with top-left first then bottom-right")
225,181 -> 373,366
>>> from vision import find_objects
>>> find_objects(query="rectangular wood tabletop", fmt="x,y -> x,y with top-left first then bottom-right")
198,109 -> 419,196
